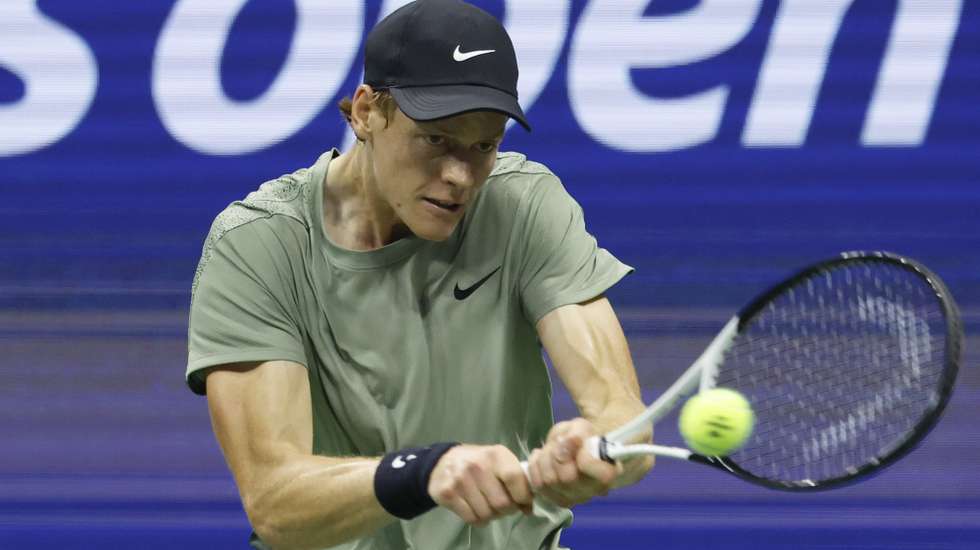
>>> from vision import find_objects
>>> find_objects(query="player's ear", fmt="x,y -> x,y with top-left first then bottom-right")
349,84 -> 381,143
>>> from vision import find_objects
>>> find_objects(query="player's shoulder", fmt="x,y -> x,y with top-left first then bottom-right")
219,165 -> 314,231
193,159 -> 322,289
488,151 -> 558,185
462,152 -> 569,248
489,151 -> 553,178
205,159 -> 321,248
481,151 -> 562,209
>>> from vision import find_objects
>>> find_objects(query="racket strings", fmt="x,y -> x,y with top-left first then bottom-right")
715,261 -> 948,486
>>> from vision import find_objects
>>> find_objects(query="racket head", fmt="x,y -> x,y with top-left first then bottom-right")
704,251 -> 961,491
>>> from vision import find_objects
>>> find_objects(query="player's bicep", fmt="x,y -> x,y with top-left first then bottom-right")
206,360 -> 312,504
187,220 -> 308,394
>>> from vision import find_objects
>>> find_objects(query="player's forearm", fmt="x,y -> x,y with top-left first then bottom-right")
557,371 -> 653,488
586,393 -> 647,436
577,320 -> 654,486
542,311 -> 649,439
539,298 -> 645,431
538,298 -> 654,486
246,454 -> 394,550
586,395 -> 654,488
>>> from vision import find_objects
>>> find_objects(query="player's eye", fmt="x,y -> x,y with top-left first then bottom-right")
424,135 -> 446,146
475,141 -> 497,154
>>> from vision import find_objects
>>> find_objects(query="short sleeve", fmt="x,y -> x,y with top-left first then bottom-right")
515,175 -> 633,323
186,219 -> 308,395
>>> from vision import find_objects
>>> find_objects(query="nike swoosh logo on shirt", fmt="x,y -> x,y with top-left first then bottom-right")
453,45 -> 496,62
454,266 -> 501,300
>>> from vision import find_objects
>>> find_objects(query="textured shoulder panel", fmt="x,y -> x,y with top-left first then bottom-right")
457,151 -> 561,251
480,151 -> 559,210
490,151 -> 554,178
191,167 -> 314,301
241,167 -> 313,219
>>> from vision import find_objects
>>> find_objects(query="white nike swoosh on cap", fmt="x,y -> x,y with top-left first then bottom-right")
453,45 -> 496,62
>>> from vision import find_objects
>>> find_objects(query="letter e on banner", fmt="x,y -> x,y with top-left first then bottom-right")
569,0 -> 762,153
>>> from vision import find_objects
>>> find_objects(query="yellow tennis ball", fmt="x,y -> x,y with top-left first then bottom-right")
679,388 -> 755,456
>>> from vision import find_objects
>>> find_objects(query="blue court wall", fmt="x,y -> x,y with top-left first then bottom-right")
1,0 -> 977,309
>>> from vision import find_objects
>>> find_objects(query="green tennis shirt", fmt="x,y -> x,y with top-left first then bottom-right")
186,150 -> 633,550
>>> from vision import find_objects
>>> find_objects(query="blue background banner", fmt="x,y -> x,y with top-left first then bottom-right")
1,1 -> 978,548
2,0 -> 977,310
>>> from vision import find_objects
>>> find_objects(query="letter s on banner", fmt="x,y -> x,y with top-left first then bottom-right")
569,0 -> 762,153
0,3 -> 97,157
153,0 -> 362,155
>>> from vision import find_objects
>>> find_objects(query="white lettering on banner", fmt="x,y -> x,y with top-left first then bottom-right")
0,1 -> 964,157
862,0 -> 962,146
744,0 -> 961,147
153,0 -> 363,155
568,0 -> 763,153
0,2 -> 97,157
340,0 -> 569,151
743,0 -> 853,147
502,1 -> 571,130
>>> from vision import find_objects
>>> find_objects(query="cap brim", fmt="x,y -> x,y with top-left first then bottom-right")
390,85 -> 531,131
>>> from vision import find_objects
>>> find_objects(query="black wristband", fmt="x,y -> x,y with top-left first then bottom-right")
374,442 -> 459,520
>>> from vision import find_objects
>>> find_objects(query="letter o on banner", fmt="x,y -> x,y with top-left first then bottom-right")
153,0 -> 363,155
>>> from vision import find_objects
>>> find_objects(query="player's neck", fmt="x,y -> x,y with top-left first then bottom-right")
321,144 -> 410,251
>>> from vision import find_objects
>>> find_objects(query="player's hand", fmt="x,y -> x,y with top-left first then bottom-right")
427,444 -> 534,526
526,418 -> 620,508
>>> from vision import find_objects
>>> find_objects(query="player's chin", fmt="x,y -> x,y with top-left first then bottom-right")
408,215 -> 462,241
410,204 -> 464,240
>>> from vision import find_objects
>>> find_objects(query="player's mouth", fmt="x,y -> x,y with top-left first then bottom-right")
423,197 -> 462,213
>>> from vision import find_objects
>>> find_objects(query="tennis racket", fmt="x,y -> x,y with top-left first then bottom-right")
555,251 -> 961,491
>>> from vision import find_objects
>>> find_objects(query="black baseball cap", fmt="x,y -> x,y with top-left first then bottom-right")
364,0 -> 531,131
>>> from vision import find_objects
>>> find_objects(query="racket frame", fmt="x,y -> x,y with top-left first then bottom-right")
592,251 -> 961,492
592,317 -> 739,462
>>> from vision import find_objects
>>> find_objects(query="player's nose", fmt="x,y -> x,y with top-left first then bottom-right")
440,155 -> 477,190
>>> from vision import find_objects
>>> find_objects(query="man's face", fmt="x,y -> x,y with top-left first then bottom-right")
368,106 -> 507,241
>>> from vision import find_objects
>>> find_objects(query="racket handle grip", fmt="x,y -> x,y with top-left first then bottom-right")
518,435 -> 616,481
587,435 -> 615,464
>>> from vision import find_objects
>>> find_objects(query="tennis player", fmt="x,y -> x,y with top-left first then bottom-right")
186,1 -> 652,548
